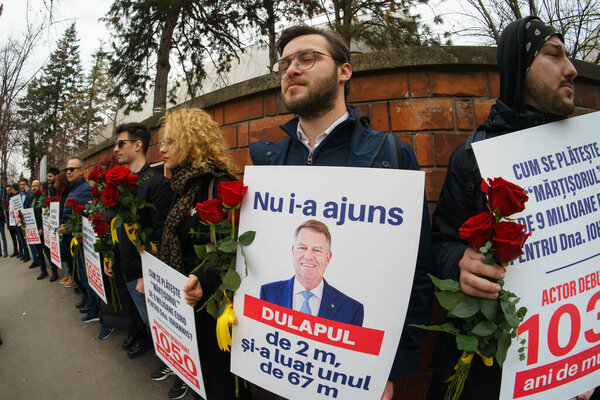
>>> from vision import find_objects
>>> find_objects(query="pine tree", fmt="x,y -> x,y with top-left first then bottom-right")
28,23 -> 84,169
106,0 -> 247,115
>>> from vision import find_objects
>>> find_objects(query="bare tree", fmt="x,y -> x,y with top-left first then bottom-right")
0,25 -> 41,187
457,0 -> 600,63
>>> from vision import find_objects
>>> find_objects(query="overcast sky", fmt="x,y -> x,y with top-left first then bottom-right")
0,0 -> 483,79
1,0 -> 112,75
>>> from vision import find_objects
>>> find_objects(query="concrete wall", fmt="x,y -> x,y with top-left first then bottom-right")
80,46 -> 600,400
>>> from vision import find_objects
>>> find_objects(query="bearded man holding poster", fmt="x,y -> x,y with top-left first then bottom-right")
428,16 -> 597,400
249,25 -> 433,400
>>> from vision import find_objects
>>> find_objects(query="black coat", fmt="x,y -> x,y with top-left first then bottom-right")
429,100 -> 568,399
118,163 -> 173,282
166,170 -> 250,400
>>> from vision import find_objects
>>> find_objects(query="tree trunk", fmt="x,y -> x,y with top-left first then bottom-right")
153,8 -> 180,115
265,0 -> 278,70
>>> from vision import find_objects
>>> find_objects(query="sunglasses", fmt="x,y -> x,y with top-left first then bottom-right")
65,167 -> 81,173
115,139 -> 138,148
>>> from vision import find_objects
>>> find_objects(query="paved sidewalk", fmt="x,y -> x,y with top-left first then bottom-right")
0,255 -> 172,400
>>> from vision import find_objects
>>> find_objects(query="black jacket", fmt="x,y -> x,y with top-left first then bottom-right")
430,100 -> 567,399
167,170 -> 251,399
119,163 -> 173,282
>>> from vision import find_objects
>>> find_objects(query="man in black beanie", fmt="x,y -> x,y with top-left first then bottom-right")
427,16 -> 597,400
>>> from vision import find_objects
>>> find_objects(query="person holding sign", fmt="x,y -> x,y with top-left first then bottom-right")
249,25 -> 434,400
157,108 -> 251,400
107,123 -> 173,358
32,180 -> 56,281
5,185 -> 19,257
428,17 -> 597,400
0,188 -> 8,257
260,219 -> 364,326
14,182 -> 31,263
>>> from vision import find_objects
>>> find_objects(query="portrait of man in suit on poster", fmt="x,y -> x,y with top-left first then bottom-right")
260,219 -> 364,326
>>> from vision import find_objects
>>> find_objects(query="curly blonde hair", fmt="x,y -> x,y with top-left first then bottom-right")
160,108 -> 237,173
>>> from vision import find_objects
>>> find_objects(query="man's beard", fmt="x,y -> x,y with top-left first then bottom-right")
282,70 -> 339,119
524,76 -> 575,117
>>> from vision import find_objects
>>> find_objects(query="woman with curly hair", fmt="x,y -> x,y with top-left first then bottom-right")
156,107 -> 251,400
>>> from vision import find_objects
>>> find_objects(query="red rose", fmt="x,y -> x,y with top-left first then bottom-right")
227,208 -> 240,226
122,174 -> 139,190
93,219 -> 110,235
105,165 -> 131,185
42,190 -> 48,194
459,211 -> 494,249
101,184 -> 120,207
3,201 -> 7,206
482,177 -> 528,217
217,181 -> 247,208
91,184 -> 101,199
36,190 -> 42,196
73,204 -> 85,215
44,198 -> 50,207
195,199 -> 225,224
493,221 -> 531,263
88,167 -> 104,183
66,198 -> 76,208
50,196 -> 58,202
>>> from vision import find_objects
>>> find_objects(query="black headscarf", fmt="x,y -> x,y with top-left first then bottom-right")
497,16 -> 564,112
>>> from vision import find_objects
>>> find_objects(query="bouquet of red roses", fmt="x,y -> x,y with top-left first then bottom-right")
36,190 -> 49,215
191,180 -> 255,352
88,165 -> 155,251
17,210 -> 25,230
414,177 -> 531,400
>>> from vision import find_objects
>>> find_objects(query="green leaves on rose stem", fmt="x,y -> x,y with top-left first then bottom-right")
471,320 -> 497,336
409,322 -> 459,334
496,332 -> 512,366
429,273 -> 460,292
450,297 -> 480,318
435,291 -> 467,310
456,335 -> 478,352
222,268 -> 241,292
218,238 -> 237,253
238,231 -> 256,246
194,244 -> 208,259
480,298 -> 497,320
206,298 -> 218,319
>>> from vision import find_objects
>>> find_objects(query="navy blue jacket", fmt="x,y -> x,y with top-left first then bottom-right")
61,177 -> 92,224
250,106 -> 434,379
260,277 -> 365,327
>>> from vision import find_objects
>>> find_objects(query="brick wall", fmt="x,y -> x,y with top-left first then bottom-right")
81,47 -> 600,400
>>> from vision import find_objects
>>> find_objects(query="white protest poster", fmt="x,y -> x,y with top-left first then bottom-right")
43,214 -> 51,248
231,166 -> 425,400
472,111 -> 600,400
49,202 -> 62,268
22,208 -> 41,244
141,252 -> 206,399
82,218 -> 107,304
9,195 -> 23,226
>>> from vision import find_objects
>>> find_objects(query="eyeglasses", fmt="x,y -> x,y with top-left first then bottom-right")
272,50 -> 335,79
115,139 -> 138,148
65,167 -> 81,173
